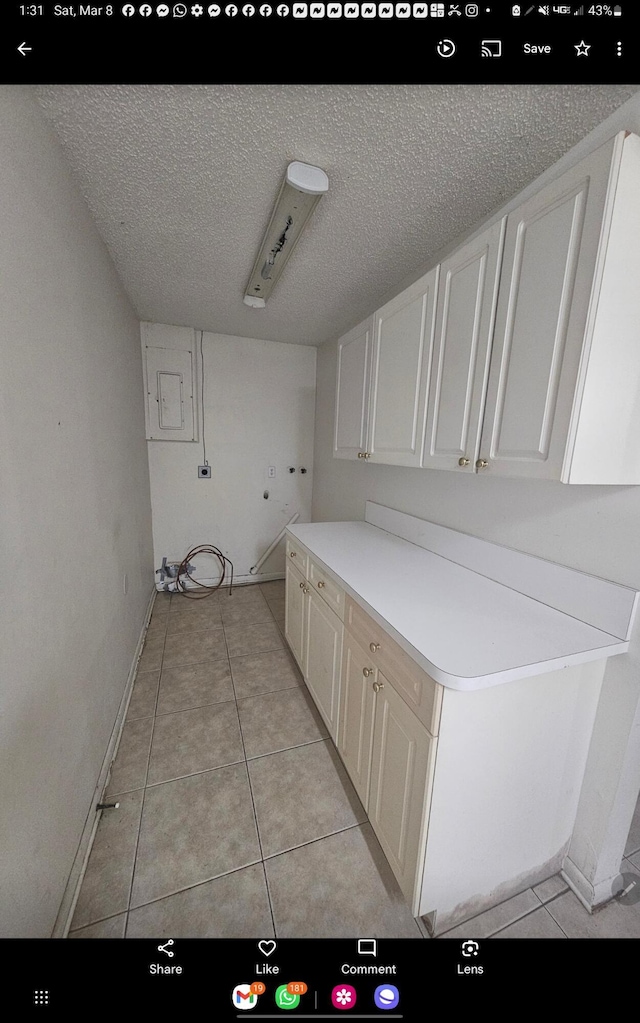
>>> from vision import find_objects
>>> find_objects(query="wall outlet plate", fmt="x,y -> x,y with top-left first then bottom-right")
198,465 -> 211,478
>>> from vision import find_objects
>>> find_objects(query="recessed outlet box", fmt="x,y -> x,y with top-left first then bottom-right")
198,465 -> 212,478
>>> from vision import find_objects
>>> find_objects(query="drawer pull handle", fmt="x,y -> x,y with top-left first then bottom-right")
369,642 -> 380,653
362,667 -> 374,678
290,551 -> 296,557
317,580 -> 325,588
372,681 -> 384,693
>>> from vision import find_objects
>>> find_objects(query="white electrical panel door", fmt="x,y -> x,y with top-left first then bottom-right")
144,345 -> 197,441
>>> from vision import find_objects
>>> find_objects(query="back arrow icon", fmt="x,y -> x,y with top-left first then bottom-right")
18,42 -> 32,56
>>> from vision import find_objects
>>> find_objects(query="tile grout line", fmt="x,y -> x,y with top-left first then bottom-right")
488,898 -> 571,939
532,889 -> 572,938
234,589 -> 293,939
437,883 -> 574,940
260,821 -> 365,864
226,628 -> 278,935
122,857 -> 265,917
226,609 -> 278,937
124,593 -> 168,938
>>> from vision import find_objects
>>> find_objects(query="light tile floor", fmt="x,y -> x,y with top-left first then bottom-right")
68,584 -> 640,940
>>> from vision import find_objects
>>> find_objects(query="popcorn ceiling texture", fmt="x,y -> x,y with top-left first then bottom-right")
35,84 -> 639,346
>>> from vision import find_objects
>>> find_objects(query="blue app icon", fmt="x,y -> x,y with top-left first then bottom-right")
374,985 -> 399,1010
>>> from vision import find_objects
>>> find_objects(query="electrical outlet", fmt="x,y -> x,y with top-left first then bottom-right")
198,465 -> 211,478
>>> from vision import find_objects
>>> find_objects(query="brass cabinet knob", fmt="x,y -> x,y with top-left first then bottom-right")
362,667 -> 374,678
369,642 -> 380,653
317,581 -> 325,589
476,459 -> 489,469
372,681 -> 384,693
357,452 -> 364,459
458,457 -> 470,467
303,587 -> 310,595
290,551 -> 296,557
364,452 -> 371,459
299,581 -> 305,589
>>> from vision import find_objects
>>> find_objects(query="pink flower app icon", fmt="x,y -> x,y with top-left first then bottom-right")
331,985 -> 357,1010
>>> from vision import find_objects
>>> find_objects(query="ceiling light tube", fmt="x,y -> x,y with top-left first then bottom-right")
243,161 -> 329,308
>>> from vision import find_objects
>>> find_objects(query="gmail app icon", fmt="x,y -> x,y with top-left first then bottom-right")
232,984 -> 259,1011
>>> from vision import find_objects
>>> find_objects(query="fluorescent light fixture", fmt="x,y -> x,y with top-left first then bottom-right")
243,161 -> 329,308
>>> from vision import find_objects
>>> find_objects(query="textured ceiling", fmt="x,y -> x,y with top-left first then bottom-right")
35,84 -> 639,346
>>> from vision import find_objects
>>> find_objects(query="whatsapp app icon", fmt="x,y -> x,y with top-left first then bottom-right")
275,984 -> 300,1010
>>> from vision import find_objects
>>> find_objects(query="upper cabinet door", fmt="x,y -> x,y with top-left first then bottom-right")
478,138 -> 617,480
421,220 -> 505,472
333,317 -> 373,460
367,268 -> 439,467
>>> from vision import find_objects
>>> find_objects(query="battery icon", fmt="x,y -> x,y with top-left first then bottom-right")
613,4 -> 622,13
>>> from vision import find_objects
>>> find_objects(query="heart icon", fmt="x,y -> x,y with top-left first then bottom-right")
258,939 -> 277,957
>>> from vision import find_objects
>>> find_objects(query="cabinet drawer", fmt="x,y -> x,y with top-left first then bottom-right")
345,596 -> 442,736
308,557 -> 345,621
286,535 -> 309,577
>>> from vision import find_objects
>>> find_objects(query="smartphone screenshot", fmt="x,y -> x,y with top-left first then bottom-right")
2,2 -> 639,1014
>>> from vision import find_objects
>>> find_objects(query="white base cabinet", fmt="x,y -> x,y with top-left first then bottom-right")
304,587 -> 342,740
336,632 -> 376,808
285,530 -> 609,932
285,541 -> 343,740
367,672 -> 437,908
338,629 -> 437,907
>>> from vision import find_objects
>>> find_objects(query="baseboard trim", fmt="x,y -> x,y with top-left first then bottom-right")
561,855 -> 621,911
51,586 -> 156,938
155,572 -> 284,593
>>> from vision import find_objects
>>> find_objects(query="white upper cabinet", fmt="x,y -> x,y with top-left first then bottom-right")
479,134 -> 625,481
333,317 -> 373,460
333,270 -> 437,468
367,268 -> 438,467
421,221 -> 505,472
332,130 -> 640,484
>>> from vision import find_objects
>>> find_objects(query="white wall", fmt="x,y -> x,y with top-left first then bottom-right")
311,90 -> 640,906
0,87 -> 154,937
146,326 -> 316,585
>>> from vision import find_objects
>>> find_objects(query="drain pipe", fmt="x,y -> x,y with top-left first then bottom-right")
250,513 -> 300,575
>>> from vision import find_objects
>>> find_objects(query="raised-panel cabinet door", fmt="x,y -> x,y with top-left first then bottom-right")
422,219 -> 505,472
367,268 -> 438,467
333,317 -> 373,460
304,589 -> 343,739
285,560 -> 307,671
478,137 -> 616,479
337,633 -> 377,807
368,675 -> 435,908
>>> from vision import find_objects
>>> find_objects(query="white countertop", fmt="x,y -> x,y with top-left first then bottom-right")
287,520 -> 629,691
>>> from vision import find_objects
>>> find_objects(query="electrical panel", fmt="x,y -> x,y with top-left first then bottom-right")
141,323 -> 198,442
